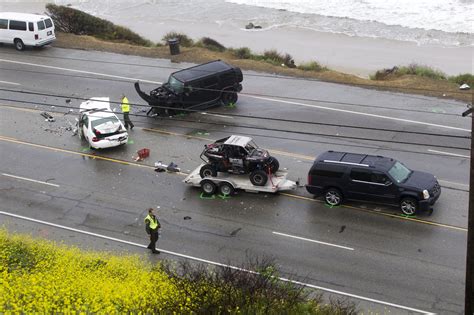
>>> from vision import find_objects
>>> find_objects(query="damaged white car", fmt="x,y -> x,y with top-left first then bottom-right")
78,97 -> 128,149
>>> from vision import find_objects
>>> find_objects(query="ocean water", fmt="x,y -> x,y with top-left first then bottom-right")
50,0 -> 472,47
226,0 -> 474,34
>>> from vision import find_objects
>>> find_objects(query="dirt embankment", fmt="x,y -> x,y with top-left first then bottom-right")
53,32 -> 472,104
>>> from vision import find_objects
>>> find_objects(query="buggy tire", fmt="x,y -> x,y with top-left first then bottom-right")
250,170 -> 268,186
201,179 -> 217,195
200,164 -> 217,178
218,182 -> 235,196
269,157 -> 279,173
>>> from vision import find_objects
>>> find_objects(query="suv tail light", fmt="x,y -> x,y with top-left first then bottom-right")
307,174 -> 311,186
92,137 -> 99,142
93,128 -> 101,136
34,34 -> 38,40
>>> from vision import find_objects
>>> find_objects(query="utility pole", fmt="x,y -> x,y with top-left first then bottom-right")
463,99 -> 474,315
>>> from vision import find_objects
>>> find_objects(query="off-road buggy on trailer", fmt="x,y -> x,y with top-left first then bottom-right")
135,60 -> 243,117
199,135 -> 279,186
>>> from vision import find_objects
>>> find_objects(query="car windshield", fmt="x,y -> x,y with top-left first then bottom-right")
388,161 -> 412,183
245,140 -> 258,153
167,75 -> 184,94
91,116 -> 120,129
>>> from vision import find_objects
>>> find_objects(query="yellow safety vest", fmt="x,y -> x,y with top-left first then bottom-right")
121,97 -> 130,113
145,214 -> 159,230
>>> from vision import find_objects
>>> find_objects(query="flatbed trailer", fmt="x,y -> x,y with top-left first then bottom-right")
183,163 -> 297,195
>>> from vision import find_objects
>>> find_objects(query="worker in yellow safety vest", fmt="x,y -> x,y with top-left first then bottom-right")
121,94 -> 134,130
144,208 -> 161,254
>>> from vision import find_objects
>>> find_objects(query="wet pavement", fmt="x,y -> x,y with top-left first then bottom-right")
0,46 -> 470,314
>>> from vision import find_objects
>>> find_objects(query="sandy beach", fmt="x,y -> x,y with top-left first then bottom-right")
1,1 -> 472,77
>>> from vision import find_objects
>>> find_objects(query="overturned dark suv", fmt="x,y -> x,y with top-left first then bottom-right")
135,60 -> 243,116
199,135 -> 279,186
306,151 -> 441,215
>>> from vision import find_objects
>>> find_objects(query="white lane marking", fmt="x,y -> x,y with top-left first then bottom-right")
0,211 -> 434,315
438,179 -> 469,188
201,112 -> 234,119
0,58 -> 162,84
272,231 -> 354,251
248,95 -> 470,132
3,56 -> 465,136
0,80 -> 20,85
428,149 -> 470,159
2,173 -> 59,187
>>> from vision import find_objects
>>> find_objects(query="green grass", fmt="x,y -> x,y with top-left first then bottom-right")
262,49 -> 296,68
162,32 -> 194,47
297,61 -> 328,72
229,47 -> 253,59
196,37 -> 226,52
371,63 -> 447,81
449,73 -> 474,87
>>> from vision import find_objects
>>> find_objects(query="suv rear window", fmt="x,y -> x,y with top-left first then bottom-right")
313,165 -> 346,178
0,19 -> 7,29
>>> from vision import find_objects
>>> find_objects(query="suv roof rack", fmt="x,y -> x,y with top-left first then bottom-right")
323,160 -> 370,167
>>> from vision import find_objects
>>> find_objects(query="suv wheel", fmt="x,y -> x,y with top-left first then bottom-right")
400,197 -> 418,215
14,39 -> 25,51
324,188 -> 343,206
200,164 -> 217,178
221,90 -> 237,106
250,170 -> 268,186
269,157 -> 279,173
201,179 -> 217,195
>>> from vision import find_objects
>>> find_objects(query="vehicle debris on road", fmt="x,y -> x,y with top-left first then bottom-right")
134,148 -> 150,161
154,161 -> 181,173
40,112 -> 55,122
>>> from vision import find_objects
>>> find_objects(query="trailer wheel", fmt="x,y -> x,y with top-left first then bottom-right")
200,164 -> 217,178
250,170 -> 268,186
219,182 -> 234,196
201,179 -> 217,195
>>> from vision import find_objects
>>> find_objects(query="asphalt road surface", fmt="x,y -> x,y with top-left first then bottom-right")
0,46 -> 471,314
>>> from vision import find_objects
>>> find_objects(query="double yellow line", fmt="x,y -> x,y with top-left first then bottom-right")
0,131 -> 467,232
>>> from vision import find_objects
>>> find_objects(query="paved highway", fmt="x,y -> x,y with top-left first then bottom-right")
0,46 -> 470,314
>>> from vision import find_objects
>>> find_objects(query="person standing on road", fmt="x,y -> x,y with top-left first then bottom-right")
144,208 -> 161,254
121,94 -> 134,130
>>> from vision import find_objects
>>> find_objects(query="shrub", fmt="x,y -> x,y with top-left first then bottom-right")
371,64 -> 448,81
297,61 -> 328,72
397,63 -> 447,80
0,230 -> 355,314
196,37 -> 226,52
162,32 -> 194,47
45,4 -> 152,46
449,73 -> 474,87
230,47 -> 253,59
263,49 -> 296,68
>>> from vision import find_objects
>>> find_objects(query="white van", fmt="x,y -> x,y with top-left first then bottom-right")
0,12 -> 56,51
